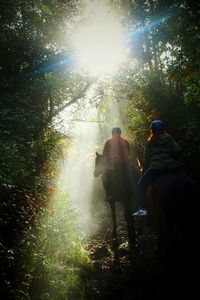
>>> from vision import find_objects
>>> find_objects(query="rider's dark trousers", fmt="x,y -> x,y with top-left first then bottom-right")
138,168 -> 163,209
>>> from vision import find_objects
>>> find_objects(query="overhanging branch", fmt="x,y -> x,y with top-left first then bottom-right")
47,81 -> 92,123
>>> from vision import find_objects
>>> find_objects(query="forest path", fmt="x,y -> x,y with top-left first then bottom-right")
82,201 -> 172,300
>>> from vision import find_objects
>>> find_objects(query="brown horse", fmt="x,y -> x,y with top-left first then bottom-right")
94,152 -> 140,252
146,170 -> 199,260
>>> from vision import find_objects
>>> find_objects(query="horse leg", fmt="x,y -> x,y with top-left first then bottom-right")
156,229 -> 166,258
123,199 -> 135,251
109,199 -> 119,252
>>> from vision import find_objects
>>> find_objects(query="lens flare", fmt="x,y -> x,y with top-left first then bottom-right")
71,2 -> 127,76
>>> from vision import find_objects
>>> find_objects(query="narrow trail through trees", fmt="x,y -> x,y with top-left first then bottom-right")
82,201 -> 199,300
82,201 -> 163,299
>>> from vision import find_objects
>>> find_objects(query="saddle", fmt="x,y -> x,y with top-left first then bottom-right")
150,168 -> 193,196
132,169 -> 189,217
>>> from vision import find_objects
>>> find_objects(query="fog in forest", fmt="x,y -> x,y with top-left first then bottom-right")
55,92 -> 128,236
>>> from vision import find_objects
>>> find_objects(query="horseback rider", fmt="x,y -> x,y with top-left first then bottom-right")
133,120 -> 182,216
102,127 -> 130,200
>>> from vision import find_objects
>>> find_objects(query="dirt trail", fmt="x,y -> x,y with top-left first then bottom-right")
83,201 -> 199,300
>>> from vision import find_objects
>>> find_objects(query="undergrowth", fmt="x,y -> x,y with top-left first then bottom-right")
29,188 -> 93,300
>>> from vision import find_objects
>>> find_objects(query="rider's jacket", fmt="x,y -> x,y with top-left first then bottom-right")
103,135 -> 130,164
144,133 -> 181,170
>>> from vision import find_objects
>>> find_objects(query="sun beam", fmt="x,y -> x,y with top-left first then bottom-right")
71,1 -> 127,76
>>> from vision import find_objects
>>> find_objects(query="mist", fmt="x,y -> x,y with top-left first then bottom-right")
54,89 -> 129,237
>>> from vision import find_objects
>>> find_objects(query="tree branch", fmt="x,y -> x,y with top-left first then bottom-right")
47,81 -> 92,123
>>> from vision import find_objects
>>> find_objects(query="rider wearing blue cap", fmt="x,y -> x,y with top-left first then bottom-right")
134,120 -> 181,215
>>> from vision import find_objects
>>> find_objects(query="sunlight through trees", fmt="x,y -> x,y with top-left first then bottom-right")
1,0 -> 200,298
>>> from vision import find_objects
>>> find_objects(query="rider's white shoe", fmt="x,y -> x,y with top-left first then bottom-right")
132,208 -> 147,216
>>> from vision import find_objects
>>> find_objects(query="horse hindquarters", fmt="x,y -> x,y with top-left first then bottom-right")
147,174 -> 199,260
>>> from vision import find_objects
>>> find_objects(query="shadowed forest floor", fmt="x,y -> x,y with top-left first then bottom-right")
81,201 -> 199,300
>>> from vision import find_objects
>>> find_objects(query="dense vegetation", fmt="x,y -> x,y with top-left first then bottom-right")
111,0 -> 200,180
0,0 -> 199,298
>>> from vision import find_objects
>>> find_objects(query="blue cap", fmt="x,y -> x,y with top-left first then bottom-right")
150,120 -> 165,132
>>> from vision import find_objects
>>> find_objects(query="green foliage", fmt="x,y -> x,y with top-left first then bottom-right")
112,0 -> 200,181
1,0 -> 200,298
30,189 -> 91,300
0,2 -> 93,297
0,138 -> 92,299
0,0 -> 91,188
184,75 -> 200,105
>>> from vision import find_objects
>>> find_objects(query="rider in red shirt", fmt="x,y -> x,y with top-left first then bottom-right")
102,127 -> 130,200
103,127 -> 130,165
